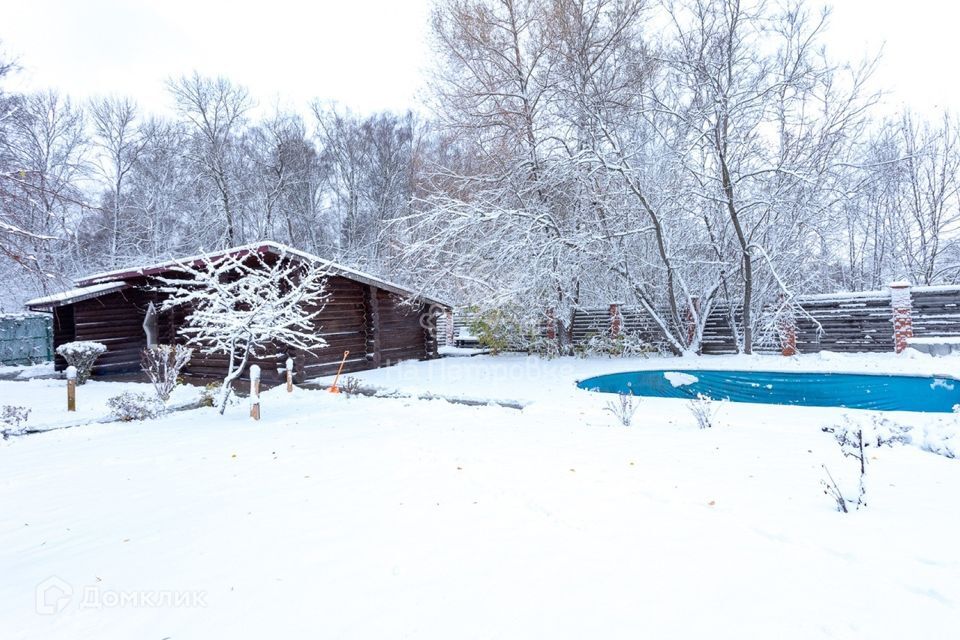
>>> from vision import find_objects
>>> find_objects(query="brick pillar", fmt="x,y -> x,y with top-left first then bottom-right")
609,303 -> 623,339
546,308 -> 556,341
777,294 -> 798,356
445,309 -> 454,347
889,281 -> 913,353
778,317 -> 798,356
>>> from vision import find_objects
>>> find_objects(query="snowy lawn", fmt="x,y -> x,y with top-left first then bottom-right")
1,353 -> 959,638
0,378 -> 202,432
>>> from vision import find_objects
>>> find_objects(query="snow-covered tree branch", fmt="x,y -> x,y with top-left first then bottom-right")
155,248 -> 330,413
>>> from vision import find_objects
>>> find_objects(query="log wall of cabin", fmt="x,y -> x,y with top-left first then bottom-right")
52,274 -> 439,381
296,276 -> 374,379
69,288 -> 155,375
377,289 -> 429,364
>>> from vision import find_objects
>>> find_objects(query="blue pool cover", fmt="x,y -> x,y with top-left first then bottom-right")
576,369 -> 960,413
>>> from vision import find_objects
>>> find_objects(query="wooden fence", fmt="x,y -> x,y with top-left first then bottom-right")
0,314 -> 54,365
580,284 -> 960,354
445,284 -> 960,355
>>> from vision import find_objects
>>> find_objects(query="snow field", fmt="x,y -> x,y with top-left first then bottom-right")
1,359 -> 959,638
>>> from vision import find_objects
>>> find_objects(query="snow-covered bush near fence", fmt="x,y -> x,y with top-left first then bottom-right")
577,332 -> 654,358
55,341 -> 106,384
141,344 -> 193,402
107,392 -> 163,422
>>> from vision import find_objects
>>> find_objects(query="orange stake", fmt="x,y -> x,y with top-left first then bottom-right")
329,350 -> 350,393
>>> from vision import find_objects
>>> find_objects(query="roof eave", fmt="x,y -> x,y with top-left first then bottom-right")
74,241 -> 453,309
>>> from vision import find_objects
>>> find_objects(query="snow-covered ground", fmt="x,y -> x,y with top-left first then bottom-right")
1,352 -> 959,638
0,361 -> 55,381
0,377 -> 201,432
315,349 -> 960,407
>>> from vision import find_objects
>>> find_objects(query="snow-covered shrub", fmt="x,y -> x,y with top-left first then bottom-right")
526,335 -> 561,358
55,341 -> 107,385
107,392 -> 162,422
688,393 -> 716,429
141,344 -> 193,402
604,392 -> 639,426
576,332 -> 654,358
1,405 -> 30,440
820,464 -> 856,514
918,423 -> 958,459
199,382 -> 222,408
820,416 -> 912,513
469,307 -> 521,354
339,376 -> 363,396
869,417 -> 912,447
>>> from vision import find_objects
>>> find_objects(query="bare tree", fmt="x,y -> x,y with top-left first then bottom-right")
660,0 -> 874,352
89,96 -> 151,266
0,89 -> 87,305
156,248 -> 330,413
167,73 -> 252,246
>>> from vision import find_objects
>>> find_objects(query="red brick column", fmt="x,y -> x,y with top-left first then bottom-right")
609,303 -> 623,339
778,317 -> 798,356
546,308 -> 556,341
890,282 -> 913,353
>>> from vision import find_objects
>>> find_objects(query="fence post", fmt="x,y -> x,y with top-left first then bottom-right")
609,303 -> 623,339
285,357 -> 294,393
445,309 -> 455,347
889,281 -> 913,353
249,365 -> 261,420
779,316 -> 798,356
66,366 -> 77,412
546,308 -> 556,342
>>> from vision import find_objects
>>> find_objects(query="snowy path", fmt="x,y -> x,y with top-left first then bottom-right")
2,378 -> 959,638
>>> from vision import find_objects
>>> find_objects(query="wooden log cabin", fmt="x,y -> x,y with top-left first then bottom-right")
26,242 -> 449,383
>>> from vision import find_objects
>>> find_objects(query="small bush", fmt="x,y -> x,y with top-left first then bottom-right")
107,392 -> 162,422
688,393 -> 716,429
141,344 -> 193,402
339,376 -> 363,396
604,392 -> 640,426
820,416 -> 912,513
469,308 -> 515,354
1,405 -> 30,439
56,341 -> 107,385
527,335 -> 561,359
199,382 -> 222,408
576,332 -> 654,358
467,305 -> 546,354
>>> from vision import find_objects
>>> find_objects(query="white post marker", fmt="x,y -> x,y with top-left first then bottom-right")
66,366 -> 77,412
285,357 -> 294,393
249,365 -> 261,421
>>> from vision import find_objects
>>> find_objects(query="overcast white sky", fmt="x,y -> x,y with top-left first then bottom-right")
2,0 -> 957,117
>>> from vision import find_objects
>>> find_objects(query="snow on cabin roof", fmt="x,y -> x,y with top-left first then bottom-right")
25,282 -> 129,310
72,241 -> 451,309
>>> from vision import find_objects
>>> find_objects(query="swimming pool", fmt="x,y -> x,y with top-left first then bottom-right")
576,369 -> 960,413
